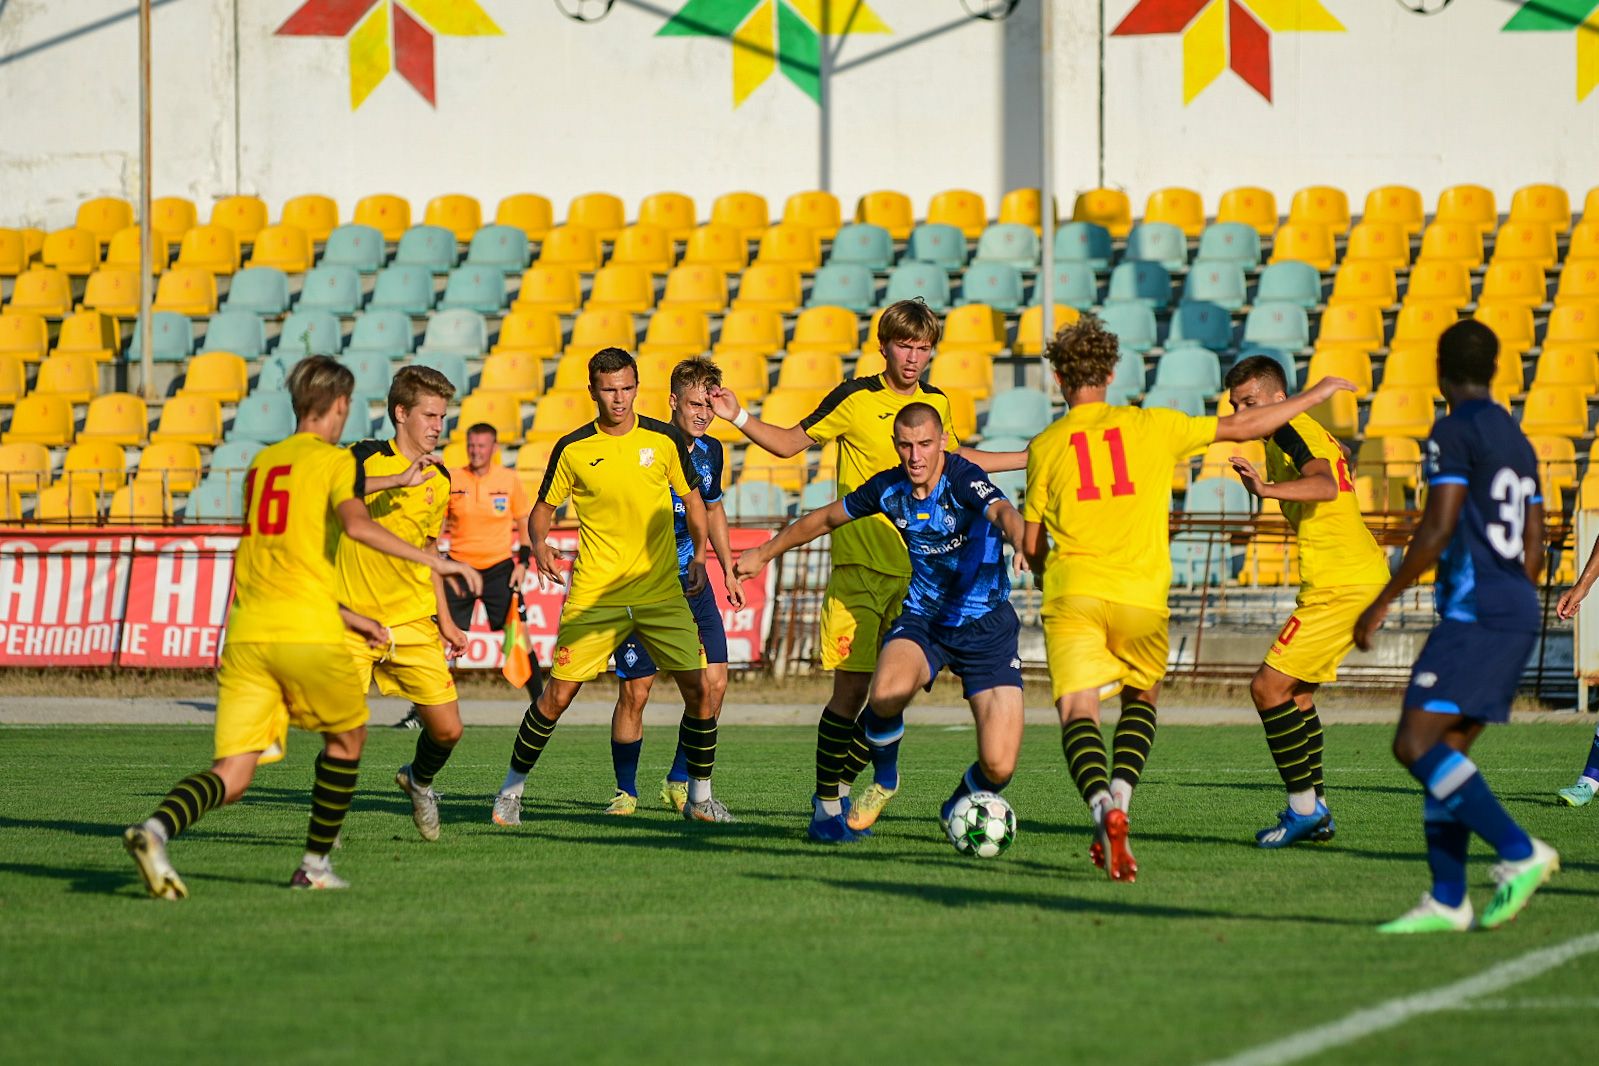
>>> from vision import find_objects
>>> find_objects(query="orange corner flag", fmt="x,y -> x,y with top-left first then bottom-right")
501,594 -> 532,688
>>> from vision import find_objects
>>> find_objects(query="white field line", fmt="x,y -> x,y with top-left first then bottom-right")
1198,932 -> 1599,1066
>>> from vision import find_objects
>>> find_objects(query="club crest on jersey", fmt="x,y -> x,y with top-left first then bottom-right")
622,647 -> 638,667
493,495 -> 508,514
638,448 -> 655,467
424,486 -> 435,506
556,646 -> 572,666
836,634 -> 853,659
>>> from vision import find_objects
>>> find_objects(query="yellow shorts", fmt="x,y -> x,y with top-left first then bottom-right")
346,617 -> 459,707
552,598 -> 706,682
819,565 -> 910,672
214,641 -> 370,765
1042,596 -> 1169,701
1265,584 -> 1386,685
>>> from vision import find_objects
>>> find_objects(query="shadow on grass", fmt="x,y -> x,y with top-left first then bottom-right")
0,859 -> 275,895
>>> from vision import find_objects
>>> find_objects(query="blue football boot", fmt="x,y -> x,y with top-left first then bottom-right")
1256,801 -> 1331,849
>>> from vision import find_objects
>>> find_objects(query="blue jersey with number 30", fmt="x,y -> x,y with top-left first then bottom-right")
1424,398 -> 1541,632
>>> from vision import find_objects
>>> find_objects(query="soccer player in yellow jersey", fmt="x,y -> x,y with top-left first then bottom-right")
1223,355 -> 1392,848
337,365 -> 466,844
708,300 -> 1026,841
1021,317 -> 1355,881
122,357 -> 482,898
492,348 -> 734,824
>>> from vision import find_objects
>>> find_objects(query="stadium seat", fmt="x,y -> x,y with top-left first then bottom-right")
884,262 -> 951,311
79,392 -> 148,446
567,193 -> 625,243
0,228 -> 30,276
788,306 -> 861,358
280,194 -> 339,244
1055,222 -> 1112,271
210,196 -> 267,244
2,394 -> 73,446
1124,222 -> 1187,272
1379,342 -> 1442,398
492,309 -> 560,359
609,224 -> 674,275
1328,262 -> 1397,310
353,194 -> 412,242
279,309 -> 343,358
1308,345 -> 1373,395
526,388 -> 594,441
219,267 -> 290,318
1362,185 -> 1424,238
581,264 -> 652,315
8,268 -> 73,317
925,347 -> 994,401
959,261 -> 1023,313
1547,304 -> 1599,349
335,348 -> 394,397
75,196 -> 134,247
368,265 -> 435,315
534,224 -> 600,274
1015,304 -> 1083,356
758,388 -> 828,432
80,268 -> 141,318
1242,301 -> 1310,351
1106,261 -> 1172,310
1142,385 -> 1206,418
1288,186 -> 1350,235
178,351 -> 248,404
1436,184 -> 1498,234
441,266 -> 509,314
495,194 -> 553,241
0,440 -> 50,499
973,223 -> 1040,271
290,264 -> 359,315
984,387 -> 1053,439
732,263 -> 803,314
1166,300 -> 1232,351
853,190 -> 912,241
712,347 -> 768,401
1416,220 -> 1483,270
1403,261 -> 1472,311
1142,187 -> 1204,239
629,192 -> 695,245
1364,388 -> 1436,439
1493,349 -> 1527,397
854,347 -> 887,378
1474,302 -> 1536,355
1318,303 -> 1385,350
476,351 -> 544,405
128,311 -> 195,363
634,352 -> 680,391
638,309 -> 711,359
1390,303 -> 1456,348
152,267 -> 218,316
33,482 -> 99,523
0,313 -> 46,364
940,304 -> 1004,356
98,228 -> 159,281
1196,439 -> 1265,482
1568,220 -> 1599,263
184,473 -> 244,521
1182,260 -> 1246,311
776,351 -> 844,392
1308,390 -> 1359,437
1217,186 -> 1278,238
1357,436 -> 1422,491
1096,301 -> 1156,352
714,307 -> 784,356
563,308 -> 636,361
512,437 -> 557,496
1154,346 -> 1221,392
940,387 -> 978,440
507,264 -> 578,316
323,223 -> 387,273
0,353 -> 23,403
229,390 -> 295,444
1037,262 -> 1098,310
104,481 -> 171,523
656,264 -> 729,315
904,223 -> 966,271
756,222 -> 822,273
926,189 -> 987,240
34,352 -> 99,404
455,392 -> 522,442
395,225 -> 460,274
149,196 -> 198,246
1254,260 -> 1321,309
465,225 -> 532,275
1194,222 -> 1260,270
998,187 -> 1056,234
1534,345 -> 1599,397
723,477 -> 794,519
827,223 -> 893,272
41,227 -> 99,277
1529,435 -> 1579,494
1491,220 -> 1559,271
418,310 -> 488,360
247,224 -> 313,273
1480,262 -> 1546,309
1521,385 -> 1590,439
1269,222 -> 1334,270
1071,188 -> 1131,239
134,440 -> 203,495
1557,260 -> 1599,308
1509,184 -> 1571,234
424,194 -> 482,243
195,311 -> 263,361
175,225 -> 241,275
706,192 -> 767,246
1343,221 -> 1410,271
800,264 -> 870,314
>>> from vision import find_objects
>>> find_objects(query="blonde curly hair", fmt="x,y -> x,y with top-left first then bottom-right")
1044,314 -> 1121,394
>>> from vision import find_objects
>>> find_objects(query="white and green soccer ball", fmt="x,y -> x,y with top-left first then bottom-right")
944,791 -> 1016,858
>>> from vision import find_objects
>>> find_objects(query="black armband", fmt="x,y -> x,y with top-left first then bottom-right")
518,545 -> 532,566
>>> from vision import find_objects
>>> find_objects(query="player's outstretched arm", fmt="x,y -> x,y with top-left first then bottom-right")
706,499 -> 745,610
339,607 -> 389,649
1229,456 -> 1338,503
708,386 -> 816,458
959,446 -> 1029,474
732,501 -> 852,583
1214,377 -> 1357,443
1353,483 -> 1467,650
984,498 -> 1029,560
363,455 -> 438,495
1021,520 -> 1049,577
1557,535 -> 1599,619
682,489 -> 710,597
335,497 -> 484,596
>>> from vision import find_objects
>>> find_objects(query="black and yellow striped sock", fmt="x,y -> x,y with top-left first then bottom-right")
815,708 -> 854,801
840,713 -> 872,788
510,706 -> 558,775
1300,703 -> 1325,799
1061,718 -> 1110,806
306,753 -> 360,856
410,730 -> 454,788
678,714 -> 717,781
151,770 -> 225,840
1112,701 -> 1158,789
1257,699 -> 1314,793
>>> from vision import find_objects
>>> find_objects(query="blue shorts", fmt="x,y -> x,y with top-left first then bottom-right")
884,601 -> 1024,699
1403,620 -> 1537,724
615,581 -> 727,680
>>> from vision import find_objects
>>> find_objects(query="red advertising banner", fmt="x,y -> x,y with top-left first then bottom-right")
120,533 -> 239,667
0,532 -> 132,665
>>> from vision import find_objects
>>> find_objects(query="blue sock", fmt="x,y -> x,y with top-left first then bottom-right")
863,707 -> 905,792
667,736 -> 691,783
1422,796 -> 1471,908
1409,743 -> 1533,862
949,762 -> 1006,804
611,738 -> 642,797
1582,727 -> 1599,782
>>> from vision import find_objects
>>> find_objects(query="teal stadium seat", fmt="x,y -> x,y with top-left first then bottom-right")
440,267 -> 507,313
296,265 -> 362,315
975,435 -> 1027,501
394,224 -> 459,273
807,264 -> 874,314
1196,222 -> 1262,268
1254,261 -> 1321,309
827,223 -> 893,271
722,480 -> 792,520
1142,385 -> 1206,417
208,439 -> 263,475
904,223 -> 967,271
322,223 -> 387,274
799,479 -> 837,510
229,389 -> 295,443
279,309 -> 342,357
341,393 -> 381,443
200,310 -> 266,359
1154,346 -> 1222,392
464,225 -> 531,275
1166,301 -> 1233,351
338,350 -> 395,397
128,312 -> 193,363
411,351 -> 471,394
1055,222 -> 1112,271
255,354 -> 290,392
417,309 -> 487,359
973,224 -> 1040,270
1184,475 -> 1254,514
185,474 -> 244,521
368,266 -> 434,314
1106,261 -> 1172,310
1115,345 -> 1146,392
885,262 -> 951,311
1243,301 -> 1310,351
1182,260 -> 1247,311
984,388 -> 1053,439
349,309 -> 414,355
223,267 -> 290,315
1098,301 -> 1157,352
1124,221 -> 1188,272
959,262 -> 1023,313
1234,345 -> 1298,389
1033,263 -> 1097,310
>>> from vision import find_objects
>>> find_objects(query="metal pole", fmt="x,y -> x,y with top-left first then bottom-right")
138,0 -> 154,402
1038,0 -> 1055,399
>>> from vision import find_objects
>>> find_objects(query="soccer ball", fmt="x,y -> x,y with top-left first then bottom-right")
944,791 -> 1016,858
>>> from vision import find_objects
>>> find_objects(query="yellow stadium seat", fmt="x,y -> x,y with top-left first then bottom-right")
927,189 -> 988,240
0,441 -> 50,498
776,351 -> 844,391
585,264 -> 655,314
1308,345 -> 1374,395
1510,184 -> 1571,234
1239,536 -> 1299,587
1416,220 -> 1483,270
21,228 -> 43,262
1522,385 -> 1590,438
1217,186 -> 1278,238
856,191 -> 915,241
135,441 -> 204,494
150,395 -> 222,446
152,267 -> 218,316
1355,474 -> 1408,513
639,309 -> 711,360
176,225 -> 240,275
782,191 -> 842,241
710,192 -> 769,245
179,351 -> 248,403
440,438 -> 498,470
513,437 -> 556,496
634,352 -> 681,391
998,188 -> 1057,234
495,194 -> 554,240
478,350 -> 545,404
1289,185 -> 1350,235
1195,439 -> 1265,481
855,347 -> 887,378
1071,188 -> 1132,239
1492,381 -> 1518,412
683,223 -> 749,276
81,268 -> 142,318
1364,388 -> 1435,439
8,268 -> 73,317
1480,262 -> 1546,309
1328,261 -> 1398,310
1318,303 -> 1385,349
1491,220 -> 1558,272
938,387 -> 978,440
1535,344 -> 1599,395
536,225 -> 601,273
788,305 -> 860,358
637,192 -> 697,245
1493,347 -> 1527,396
550,352 -> 592,392
756,223 -> 821,272
210,196 -> 268,244
0,353 -> 24,402
246,224 -> 313,273
1528,435 -> 1578,494
1402,261 -> 1472,312
1342,221 -> 1410,270
75,197 -> 135,247
354,194 -> 412,242
1556,260 -> 1599,307
3,394 -> 74,445
1381,342 -> 1442,398
730,264 -> 802,314
863,307 -> 891,352
712,348 -> 768,402
41,227 -> 100,277
80,392 -> 149,446
456,392 -> 523,442
1473,302 -> 1536,356
567,193 -> 625,243
61,438 -> 127,493
106,481 -> 171,523
1391,302 -> 1458,346
425,194 -> 482,243
281,194 -> 339,243
740,445 -> 809,493
34,352 -> 99,404
0,228 -> 28,276
1358,436 -> 1422,491
1582,471 -> 1599,511
1436,184 -> 1498,234
34,482 -> 99,523
1269,221 -> 1334,270
1139,186 -> 1203,239
1568,221 -> 1599,264
148,197 -> 197,246
941,303 -> 1005,356
927,348 -> 994,402
1547,305 -> 1599,349
103,226 -> 170,277
759,387 -> 828,430
492,309 -> 561,360
0,313 -> 48,363
512,264 -> 582,316
1362,186 -> 1424,238
611,224 -> 675,275
1015,304 -> 1082,356
526,388 -> 593,442
714,307 -> 784,357
563,308 -> 636,362
657,264 -> 729,315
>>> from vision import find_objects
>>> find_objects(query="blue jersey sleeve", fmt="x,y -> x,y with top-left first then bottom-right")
1424,417 -> 1472,487
842,468 -> 897,520
947,455 -> 1006,512
703,438 -> 725,506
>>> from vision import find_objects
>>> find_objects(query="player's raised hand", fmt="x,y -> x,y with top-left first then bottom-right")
1303,376 -> 1358,402
708,386 -> 743,422
1229,456 -> 1268,497
684,559 -> 708,597
722,562 -> 747,609
396,454 -> 438,488
732,547 -> 765,585
438,617 -> 469,660
1558,586 -> 1588,621
435,556 -> 483,597
1353,597 -> 1389,651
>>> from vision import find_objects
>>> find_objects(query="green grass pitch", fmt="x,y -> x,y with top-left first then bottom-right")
2,721 -> 1595,1065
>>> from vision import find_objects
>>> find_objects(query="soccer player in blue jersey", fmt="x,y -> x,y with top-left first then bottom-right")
733,402 -> 1029,842
1355,320 -> 1559,933
606,359 -> 746,815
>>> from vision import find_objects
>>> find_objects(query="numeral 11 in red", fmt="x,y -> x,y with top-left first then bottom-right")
1068,427 -> 1137,501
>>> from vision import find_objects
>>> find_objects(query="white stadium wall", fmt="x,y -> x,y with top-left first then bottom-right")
1,0 -> 1596,230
